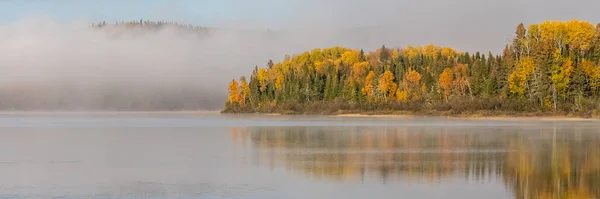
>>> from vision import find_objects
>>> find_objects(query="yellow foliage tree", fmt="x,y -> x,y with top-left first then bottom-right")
508,57 -> 536,96
551,58 -> 574,98
581,59 -> 600,94
403,46 -> 421,60
401,68 -> 423,100
441,47 -> 457,59
391,49 -> 400,60
341,50 -> 360,66
352,62 -> 369,84
423,44 -> 441,59
565,20 -> 595,52
257,68 -> 269,93
539,21 -> 567,51
275,74 -> 285,92
396,90 -> 408,102
438,68 -> 454,100
377,70 -> 397,100
315,59 -> 335,75
310,48 -> 323,62
228,79 -> 240,104
239,77 -> 250,105
361,71 -> 376,100
453,63 -> 471,97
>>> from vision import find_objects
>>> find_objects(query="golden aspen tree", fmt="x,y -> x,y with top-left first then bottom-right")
352,62 -> 368,84
310,48 -> 323,62
239,77 -> 250,105
438,68 -> 454,100
565,20 -> 595,52
341,50 -> 360,66
581,59 -> 600,94
275,74 -> 285,92
423,44 -> 441,59
401,68 -> 423,100
508,57 -> 536,96
228,79 -> 240,104
441,47 -> 457,59
453,63 -> 471,96
391,49 -> 400,60
550,58 -> 574,98
257,68 -> 269,93
396,89 -> 408,102
361,71 -> 376,100
377,70 -> 397,100
403,46 -> 421,60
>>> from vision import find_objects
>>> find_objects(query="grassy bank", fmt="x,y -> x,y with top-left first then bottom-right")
222,98 -> 600,119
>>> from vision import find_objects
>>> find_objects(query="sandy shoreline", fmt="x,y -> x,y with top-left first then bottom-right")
335,114 -> 410,118
0,110 -> 222,114
0,111 -> 596,121
334,113 -> 598,121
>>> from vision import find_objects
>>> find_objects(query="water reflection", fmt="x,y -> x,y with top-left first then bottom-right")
231,125 -> 600,199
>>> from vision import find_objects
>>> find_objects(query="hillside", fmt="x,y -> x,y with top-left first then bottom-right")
224,20 -> 600,117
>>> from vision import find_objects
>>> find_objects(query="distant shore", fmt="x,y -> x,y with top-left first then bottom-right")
0,110 -> 596,121
224,110 -> 600,121
0,110 -> 221,114
334,113 -> 597,121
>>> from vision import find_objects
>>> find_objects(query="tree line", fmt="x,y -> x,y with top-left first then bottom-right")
225,20 -> 600,116
92,19 -> 211,33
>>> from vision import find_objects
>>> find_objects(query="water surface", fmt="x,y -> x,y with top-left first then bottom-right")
0,113 -> 598,199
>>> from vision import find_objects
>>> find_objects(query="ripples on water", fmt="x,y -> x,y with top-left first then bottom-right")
0,113 -> 598,199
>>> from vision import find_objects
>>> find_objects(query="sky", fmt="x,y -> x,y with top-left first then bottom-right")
0,0 -> 599,110
2,0 -> 600,52
0,0 -> 295,27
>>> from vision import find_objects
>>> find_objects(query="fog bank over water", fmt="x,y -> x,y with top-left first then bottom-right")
0,17 -> 462,111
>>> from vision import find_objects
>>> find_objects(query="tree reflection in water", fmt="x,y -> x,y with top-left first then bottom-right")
230,125 -> 600,199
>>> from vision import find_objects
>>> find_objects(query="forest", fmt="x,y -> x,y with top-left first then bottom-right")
224,20 -> 600,117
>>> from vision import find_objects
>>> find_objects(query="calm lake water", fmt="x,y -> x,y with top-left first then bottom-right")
0,113 -> 598,199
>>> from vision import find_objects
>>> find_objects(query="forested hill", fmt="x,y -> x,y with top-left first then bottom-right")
224,20 -> 600,117
92,20 -> 212,33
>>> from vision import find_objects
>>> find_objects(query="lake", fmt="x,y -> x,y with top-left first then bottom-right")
0,113 -> 598,199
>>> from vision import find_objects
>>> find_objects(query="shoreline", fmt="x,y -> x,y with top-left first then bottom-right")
334,113 -> 598,121
223,110 -> 600,121
0,110 -> 596,121
0,110 -> 222,115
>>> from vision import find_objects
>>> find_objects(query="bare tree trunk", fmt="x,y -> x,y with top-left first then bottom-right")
466,80 -> 474,99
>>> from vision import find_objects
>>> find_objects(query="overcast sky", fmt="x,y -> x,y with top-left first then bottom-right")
2,0 -> 600,52
0,0 -> 598,110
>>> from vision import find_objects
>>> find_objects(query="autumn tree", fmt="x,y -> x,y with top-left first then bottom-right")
362,71 -> 376,101
239,76 -> 250,105
550,58 -> 574,100
438,68 -> 454,101
581,59 -> 600,95
377,70 -> 397,101
508,57 -> 536,97
453,63 -> 472,97
228,79 -> 240,105
400,68 -> 423,101
257,68 -> 269,94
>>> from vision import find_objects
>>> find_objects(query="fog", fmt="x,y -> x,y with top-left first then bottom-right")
1,0 -> 599,110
